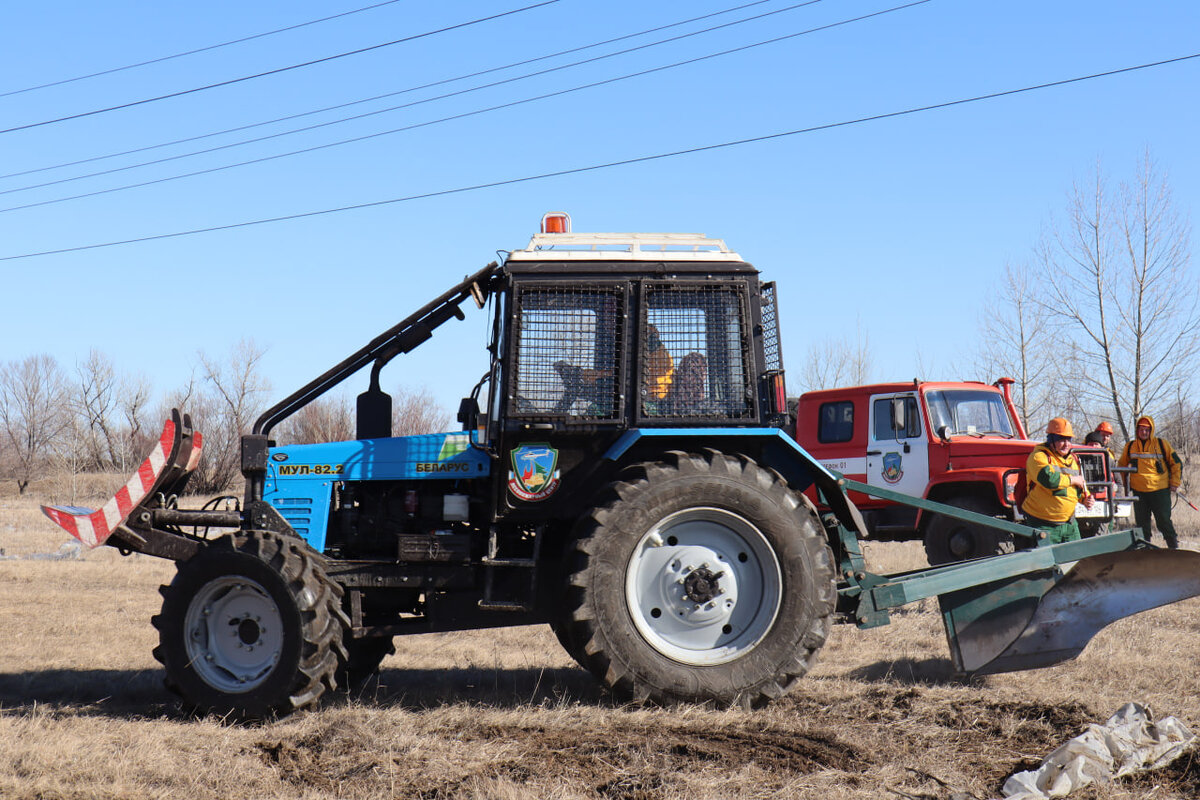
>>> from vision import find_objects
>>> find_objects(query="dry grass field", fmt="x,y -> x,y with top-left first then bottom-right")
2,490 -> 1199,800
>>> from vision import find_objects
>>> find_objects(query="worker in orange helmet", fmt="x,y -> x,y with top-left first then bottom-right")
1081,421 -> 1116,537
1084,421 -> 1114,450
1118,415 -> 1182,548
1020,417 -> 1095,544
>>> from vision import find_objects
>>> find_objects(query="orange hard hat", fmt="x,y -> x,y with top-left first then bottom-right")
1095,421 -> 1113,435
1046,417 -> 1075,438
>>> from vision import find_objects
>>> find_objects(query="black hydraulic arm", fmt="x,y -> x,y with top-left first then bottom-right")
241,261 -> 500,505
251,261 -> 501,437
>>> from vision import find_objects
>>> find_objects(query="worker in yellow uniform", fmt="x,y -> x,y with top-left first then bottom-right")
1118,415 -> 1182,549
1021,417 -> 1094,544
644,324 -> 675,403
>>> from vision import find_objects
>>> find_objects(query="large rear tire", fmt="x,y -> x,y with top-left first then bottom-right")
152,530 -> 348,719
923,495 -> 1015,565
563,450 -> 836,708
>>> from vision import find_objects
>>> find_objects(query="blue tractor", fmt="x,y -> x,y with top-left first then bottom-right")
44,214 -> 1200,718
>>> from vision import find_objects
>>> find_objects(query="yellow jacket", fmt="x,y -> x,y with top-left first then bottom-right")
1022,444 -> 1088,523
1118,415 -> 1182,493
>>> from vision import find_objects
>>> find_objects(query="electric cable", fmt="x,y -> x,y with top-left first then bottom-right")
0,0 -> 407,98
0,0 -> 560,135
3,51 -> 1194,262
0,0 -> 921,214
0,0 -> 828,198
0,0 -> 781,182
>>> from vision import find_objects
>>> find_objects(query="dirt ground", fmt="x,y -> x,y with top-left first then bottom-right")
1,495 -> 1198,799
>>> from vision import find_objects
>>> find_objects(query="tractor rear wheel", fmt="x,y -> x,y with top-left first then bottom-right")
152,530 -> 348,719
563,450 -> 836,708
923,496 -> 1015,565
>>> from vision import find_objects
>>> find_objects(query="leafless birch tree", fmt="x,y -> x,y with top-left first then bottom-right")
1037,154 -> 1197,439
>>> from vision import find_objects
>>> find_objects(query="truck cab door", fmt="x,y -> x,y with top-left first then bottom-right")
866,393 -> 929,499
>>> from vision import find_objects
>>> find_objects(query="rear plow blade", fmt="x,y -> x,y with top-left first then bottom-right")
943,549 -> 1200,675
40,409 -> 200,548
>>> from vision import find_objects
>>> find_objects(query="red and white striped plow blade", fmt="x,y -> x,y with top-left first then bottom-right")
41,418 -> 177,548
185,430 -> 204,473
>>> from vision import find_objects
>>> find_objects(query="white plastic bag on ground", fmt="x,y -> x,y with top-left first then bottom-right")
1001,702 -> 1195,799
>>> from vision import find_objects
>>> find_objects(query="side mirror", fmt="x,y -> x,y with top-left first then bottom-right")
891,397 -> 907,435
457,397 -> 480,432
356,384 -> 392,440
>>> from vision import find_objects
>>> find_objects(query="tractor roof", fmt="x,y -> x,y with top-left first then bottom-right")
503,232 -> 755,275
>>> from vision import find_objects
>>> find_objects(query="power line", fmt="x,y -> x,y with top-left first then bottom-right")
0,0 -> 825,199
0,0 -> 407,98
0,0 -> 781,182
5,51 -> 1195,263
0,0 -> 918,214
0,1 -> 560,135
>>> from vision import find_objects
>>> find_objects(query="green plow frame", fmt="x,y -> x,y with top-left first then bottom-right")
825,477 -> 1200,676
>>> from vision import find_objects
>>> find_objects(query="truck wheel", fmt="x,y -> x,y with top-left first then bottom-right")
563,450 -> 836,708
152,530 -> 348,719
923,496 -> 1015,565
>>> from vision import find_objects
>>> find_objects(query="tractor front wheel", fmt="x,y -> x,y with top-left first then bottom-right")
562,450 -> 835,708
152,530 -> 347,719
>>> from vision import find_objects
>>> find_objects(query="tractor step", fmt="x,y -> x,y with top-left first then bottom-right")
479,526 -> 543,611
477,599 -> 534,612
481,557 -> 537,568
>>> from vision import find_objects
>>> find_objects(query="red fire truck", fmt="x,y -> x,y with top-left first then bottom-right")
793,378 -> 1131,564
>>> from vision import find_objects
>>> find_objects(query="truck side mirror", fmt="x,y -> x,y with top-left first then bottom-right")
891,397 -> 907,435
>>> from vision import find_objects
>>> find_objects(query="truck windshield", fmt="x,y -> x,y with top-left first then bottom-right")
925,390 -> 1015,437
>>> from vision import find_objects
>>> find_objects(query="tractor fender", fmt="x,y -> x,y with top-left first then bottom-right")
603,428 -> 870,540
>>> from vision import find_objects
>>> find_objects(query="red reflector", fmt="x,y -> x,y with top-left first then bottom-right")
771,374 -> 786,414
541,212 -> 571,234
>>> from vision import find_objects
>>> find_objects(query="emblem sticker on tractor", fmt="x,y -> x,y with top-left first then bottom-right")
882,452 -> 904,484
508,444 -> 561,502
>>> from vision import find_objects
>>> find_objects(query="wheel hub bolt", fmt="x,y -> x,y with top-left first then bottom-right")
683,566 -> 724,603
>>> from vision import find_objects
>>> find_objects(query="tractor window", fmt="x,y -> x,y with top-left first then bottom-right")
818,401 -> 854,443
510,284 -> 625,419
873,396 -> 921,440
641,284 -> 753,419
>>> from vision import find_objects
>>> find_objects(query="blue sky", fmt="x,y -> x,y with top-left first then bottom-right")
1,0 -> 1197,416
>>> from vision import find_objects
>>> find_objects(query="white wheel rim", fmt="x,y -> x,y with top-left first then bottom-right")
625,507 -> 782,666
184,576 -> 283,693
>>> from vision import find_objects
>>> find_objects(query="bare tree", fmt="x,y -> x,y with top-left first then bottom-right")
74,349 -> 121,470
276,395 -> 355,445
177,339 -> 273,493
1155,387 -> 1199,466
793,322 -> 873,394
0,355 -> 71,493
118,373 -> 153,472
1037,154 -> 1198,438
393,386 -> 451,436
975,262 -> 1069,433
